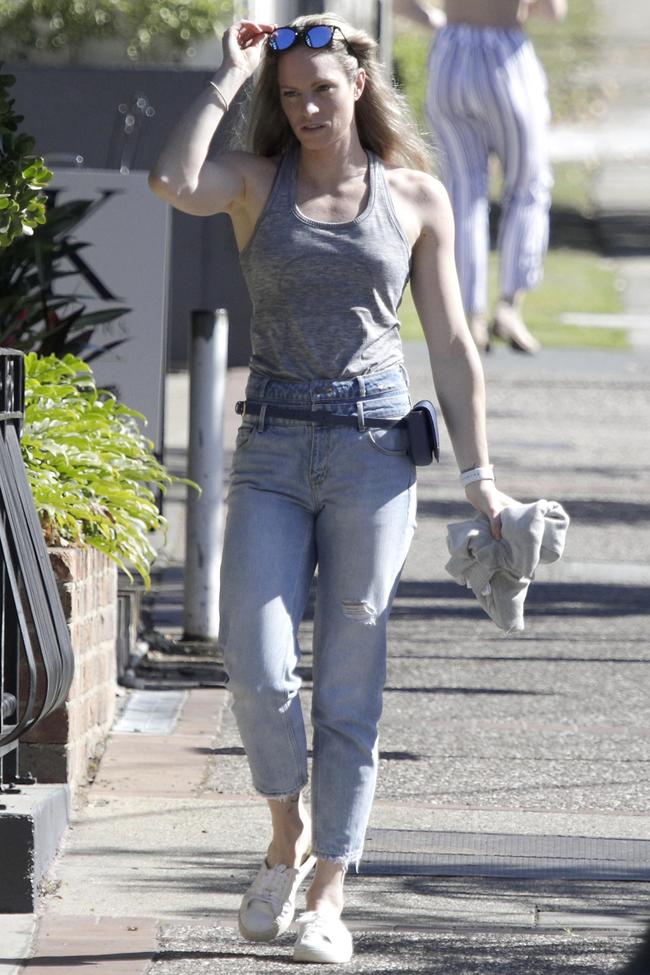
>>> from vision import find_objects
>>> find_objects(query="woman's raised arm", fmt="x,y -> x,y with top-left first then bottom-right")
148,20 -> 273,216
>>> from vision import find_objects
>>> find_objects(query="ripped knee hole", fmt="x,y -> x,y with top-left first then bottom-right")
341,599 -> 377,625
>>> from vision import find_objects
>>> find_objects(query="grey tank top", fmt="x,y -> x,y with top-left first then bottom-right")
239,147 -> 412,381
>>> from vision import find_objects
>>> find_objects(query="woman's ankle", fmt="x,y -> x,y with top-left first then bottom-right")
266,832 -> 312,869
498,291 -> 525,313
266,794 -> 312,868
305,861 -> 346,916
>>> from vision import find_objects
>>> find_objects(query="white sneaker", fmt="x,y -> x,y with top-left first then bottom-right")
293,911 -> 353,964
238,854 -> 317,942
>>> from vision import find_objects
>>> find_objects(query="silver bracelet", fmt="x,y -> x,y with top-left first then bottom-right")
459,465 -> 495,488
208,81 -> 229,112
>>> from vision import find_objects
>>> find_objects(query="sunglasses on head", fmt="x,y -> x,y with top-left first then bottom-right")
267,24 -> 356,58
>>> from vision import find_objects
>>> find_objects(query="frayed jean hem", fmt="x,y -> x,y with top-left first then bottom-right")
313,851 -> 362,873
254,782 -> 308,803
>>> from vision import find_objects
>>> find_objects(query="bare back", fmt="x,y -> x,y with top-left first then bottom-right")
445,0 -> 529,28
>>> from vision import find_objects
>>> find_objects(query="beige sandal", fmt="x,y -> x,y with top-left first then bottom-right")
491,301 -> 541,355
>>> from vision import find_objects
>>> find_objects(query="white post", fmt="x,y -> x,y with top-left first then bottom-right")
183,309 -> 229,641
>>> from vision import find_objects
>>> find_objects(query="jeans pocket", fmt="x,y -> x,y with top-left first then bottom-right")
367,425 -> 409,457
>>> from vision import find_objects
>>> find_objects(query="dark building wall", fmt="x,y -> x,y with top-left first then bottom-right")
6,63 -> 252,369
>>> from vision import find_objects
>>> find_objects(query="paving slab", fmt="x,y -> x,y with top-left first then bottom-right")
361,830 -> 650,881
22,915 -> 157,975
0,917 -> 36,975
112,691 -> 187,735
90,689 -> 220,799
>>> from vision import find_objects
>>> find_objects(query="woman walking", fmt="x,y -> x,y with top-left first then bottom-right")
396,0 -> 567,352
149,14 -> 508,963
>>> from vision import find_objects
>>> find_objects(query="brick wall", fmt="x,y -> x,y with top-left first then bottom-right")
20,546 -> 118,794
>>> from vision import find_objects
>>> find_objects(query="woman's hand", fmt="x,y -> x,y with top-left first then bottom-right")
464,481 -> 516,541
221,20 -> 276,79
427,7 -> 447,29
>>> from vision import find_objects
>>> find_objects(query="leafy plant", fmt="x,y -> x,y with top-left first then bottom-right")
21,352 -> 192,587
0,0 -> 232,62
0,65 -> 52,248
0,196 -> 129,361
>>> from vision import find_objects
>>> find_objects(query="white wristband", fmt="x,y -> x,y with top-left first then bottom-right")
208,81 -> 229,112
460,465 -> 494,488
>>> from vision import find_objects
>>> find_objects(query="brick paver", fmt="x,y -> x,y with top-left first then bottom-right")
90,689 -> 219,799
24,916 -> 157,974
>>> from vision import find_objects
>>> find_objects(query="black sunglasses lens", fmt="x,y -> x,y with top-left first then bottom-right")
269,27 -> 298,50
305,25 -> 335,49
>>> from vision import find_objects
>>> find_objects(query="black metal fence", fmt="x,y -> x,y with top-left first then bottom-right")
0,349 -> 74,795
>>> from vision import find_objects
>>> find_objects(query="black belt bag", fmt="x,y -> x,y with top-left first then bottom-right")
404,400 -> 440,466
235,398 -> 440,467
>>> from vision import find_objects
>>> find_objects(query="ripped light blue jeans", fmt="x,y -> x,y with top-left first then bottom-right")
219,366 -> 417,868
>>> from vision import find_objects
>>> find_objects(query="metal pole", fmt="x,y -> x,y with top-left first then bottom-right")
183,309 -> 229,641
377,0 -> 393,80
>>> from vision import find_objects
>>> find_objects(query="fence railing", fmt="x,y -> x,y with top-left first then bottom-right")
0,349 -> 74,793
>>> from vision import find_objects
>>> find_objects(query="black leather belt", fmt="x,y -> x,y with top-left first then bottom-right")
235,399 -> 440,465
235,400 -> 405,429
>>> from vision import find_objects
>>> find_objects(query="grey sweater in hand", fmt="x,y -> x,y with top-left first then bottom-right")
445,500 -> 570,633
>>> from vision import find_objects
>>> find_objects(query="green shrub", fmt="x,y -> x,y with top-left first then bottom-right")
0,197 -> 130,361
0,66 -> 51,248
0,0 -> 232,62
21,352 -> 191,587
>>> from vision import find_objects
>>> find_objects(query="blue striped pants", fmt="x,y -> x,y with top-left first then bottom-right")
426,24 -> 553,315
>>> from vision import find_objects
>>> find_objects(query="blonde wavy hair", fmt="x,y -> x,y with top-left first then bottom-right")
247,13 -> 432,172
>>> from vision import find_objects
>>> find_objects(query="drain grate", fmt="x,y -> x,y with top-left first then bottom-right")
361,829 -> 650,881
112,690 -> 187,735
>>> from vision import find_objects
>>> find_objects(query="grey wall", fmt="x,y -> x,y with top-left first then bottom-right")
49,169 -> 169,451
6,64 -> 252,370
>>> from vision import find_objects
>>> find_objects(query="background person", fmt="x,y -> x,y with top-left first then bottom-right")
149,13 -> 510,963
395,0 -> 568,352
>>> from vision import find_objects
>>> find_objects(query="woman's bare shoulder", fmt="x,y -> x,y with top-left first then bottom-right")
384,165 -> 450,220
380,163 -> 450,247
